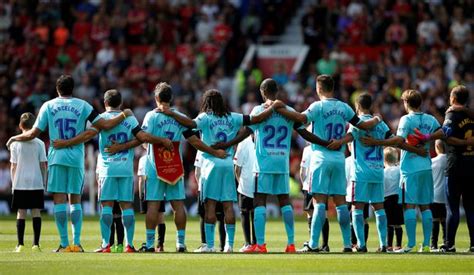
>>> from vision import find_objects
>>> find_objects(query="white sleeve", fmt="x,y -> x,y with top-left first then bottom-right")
194,152 -> 202,168
38,141 -> 47,162
233,143 -> 247,166
137,157 -> 145,176
300,147 -> 311,168
9,143 -> 17,163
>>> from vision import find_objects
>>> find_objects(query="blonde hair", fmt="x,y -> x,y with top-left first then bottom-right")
384,147 -> 399,166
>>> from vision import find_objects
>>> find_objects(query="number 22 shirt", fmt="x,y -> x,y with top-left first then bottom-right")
249,104 -> 296,174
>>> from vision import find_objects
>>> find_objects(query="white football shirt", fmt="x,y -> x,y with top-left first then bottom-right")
300,145 -> 312,191
233,136 -> 256,198
432,154 -> 447,204
384,165 -> 400,198
10,139 -> 47,191
194,151 -> 203,191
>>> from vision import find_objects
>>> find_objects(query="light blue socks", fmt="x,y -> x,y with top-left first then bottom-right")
122,208 -> 135,247
54,203 -> 69,247
70,203 -> 82,245
100,206 -> 113,247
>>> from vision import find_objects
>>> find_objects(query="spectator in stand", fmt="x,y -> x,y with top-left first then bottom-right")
385,15 -> 407,45
417,12 -> 440,46
316,50 -> 337,76
96,40 -> 115,69
53,21 -> 69,47
450,7 -> 471,45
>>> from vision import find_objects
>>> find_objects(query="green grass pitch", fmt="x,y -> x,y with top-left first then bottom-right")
0,215 -> 473,274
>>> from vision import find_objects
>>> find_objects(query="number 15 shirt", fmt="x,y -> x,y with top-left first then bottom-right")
33,97 -> 100,168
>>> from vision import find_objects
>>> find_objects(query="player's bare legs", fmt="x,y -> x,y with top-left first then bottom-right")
170,200 -> 187,252
222,201 -> 236,252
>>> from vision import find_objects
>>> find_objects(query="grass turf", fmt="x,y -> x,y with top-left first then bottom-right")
0,215 -> 473,274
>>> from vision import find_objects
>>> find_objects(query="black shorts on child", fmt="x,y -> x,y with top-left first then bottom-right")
11,189 -> 44,210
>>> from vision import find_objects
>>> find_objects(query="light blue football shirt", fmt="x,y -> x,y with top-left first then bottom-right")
349,114 -> 391,183
397,112 -> 441,175
141,109 -> 188,179
194,112 -> 244,163
248,104 -> 294,174
303,99 -> 357,163
97,111 -> 140,177
33,97 -> 98,168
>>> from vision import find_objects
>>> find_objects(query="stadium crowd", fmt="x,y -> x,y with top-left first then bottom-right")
0,0 -> 472,202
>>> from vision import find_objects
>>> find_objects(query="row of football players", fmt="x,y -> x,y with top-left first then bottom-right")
7,74 -> 474,253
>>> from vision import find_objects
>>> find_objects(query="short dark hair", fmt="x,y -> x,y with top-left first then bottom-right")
451,85 -> 469,105
104,89 -> 122,108
260,78 -> 278,97
316,75 -> 334,93
56,75 -> 74,96
357,93 -> 372,110
154,82 -> 173,103
401,89 -> 422,109
19,112 -> 35,130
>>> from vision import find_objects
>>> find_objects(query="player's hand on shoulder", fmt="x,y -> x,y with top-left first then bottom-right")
6,137 -> 15,150
123,109 -> 134,117
52,139 -> 69,149
155,105 -> 173,115
271,100 -> 285,110
213,149 -> 228,159
105,140 -> 120,154
327,139 -> 342,150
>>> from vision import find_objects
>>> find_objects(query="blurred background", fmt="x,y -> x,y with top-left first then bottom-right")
0,0 -> 472,216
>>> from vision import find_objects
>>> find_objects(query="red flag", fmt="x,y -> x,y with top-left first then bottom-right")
152,142 -> 184,185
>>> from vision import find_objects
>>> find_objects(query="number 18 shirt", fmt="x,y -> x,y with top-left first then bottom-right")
303,99 -> 359,163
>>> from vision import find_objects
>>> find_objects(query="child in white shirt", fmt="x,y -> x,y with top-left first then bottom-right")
9,113 -> 47,252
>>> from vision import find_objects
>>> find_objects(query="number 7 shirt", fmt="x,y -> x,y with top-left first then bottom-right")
33,97 -> 100,168
249,104 -> 297,174
303,99 -> 360,163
